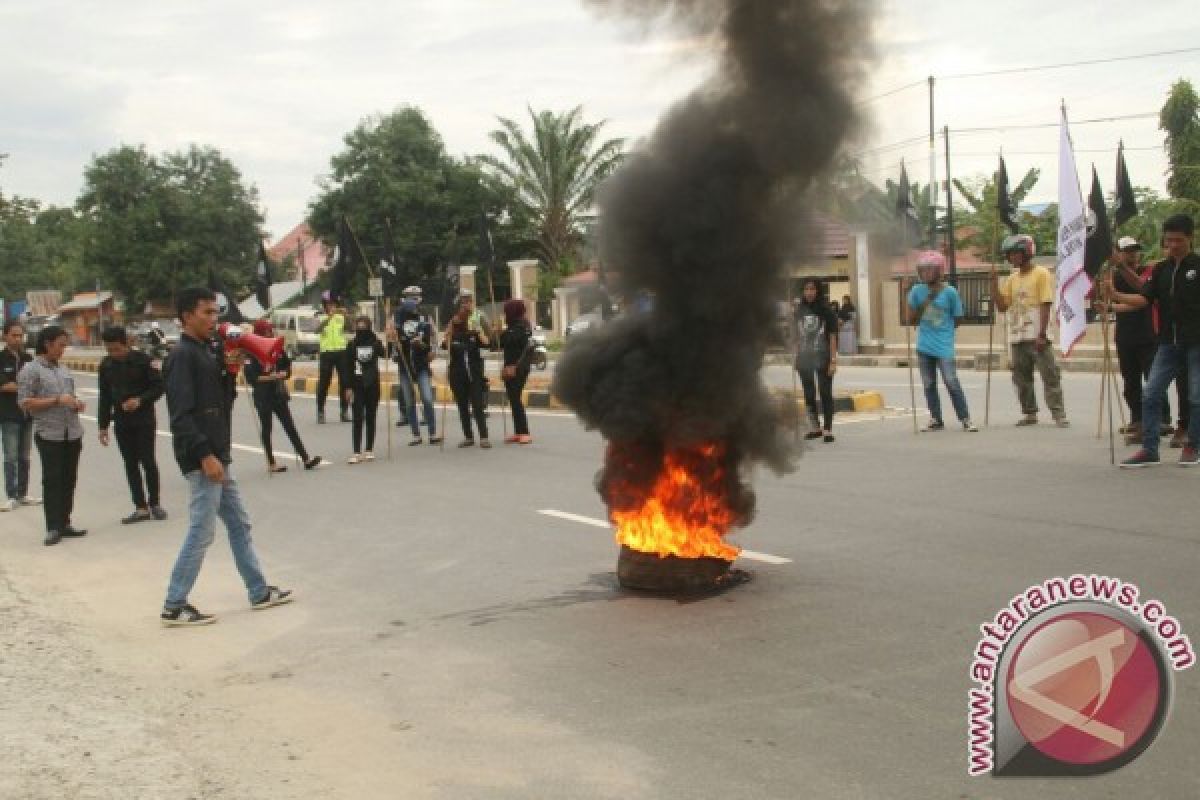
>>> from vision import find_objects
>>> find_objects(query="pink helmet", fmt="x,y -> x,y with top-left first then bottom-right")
915,250 -> 946,281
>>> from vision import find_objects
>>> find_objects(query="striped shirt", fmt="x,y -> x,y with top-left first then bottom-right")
16,357 -> 84,441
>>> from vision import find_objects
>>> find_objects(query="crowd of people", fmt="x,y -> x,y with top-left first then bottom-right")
792,213 -> 1198,465
1,212 -> 1195,623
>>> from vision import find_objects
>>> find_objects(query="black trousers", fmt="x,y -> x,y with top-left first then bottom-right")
316,350 -> 349,414
450,370 -> 488,440
797,364 -> 835,430
115,422 -> 160,508
352,383 -> 381,453
255,395 -> 309,464
34,435 -> 82,533
504,372 -> 530,436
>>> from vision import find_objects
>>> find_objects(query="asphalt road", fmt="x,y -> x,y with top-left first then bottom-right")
3,364 -> 1197,799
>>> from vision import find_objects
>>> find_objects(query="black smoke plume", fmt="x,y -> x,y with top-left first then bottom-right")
554,0 -> 873,533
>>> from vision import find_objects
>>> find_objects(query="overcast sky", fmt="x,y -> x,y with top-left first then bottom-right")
2,0 -> 1197,241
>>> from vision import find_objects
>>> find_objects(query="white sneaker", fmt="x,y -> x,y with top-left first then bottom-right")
17,496 -> 41,506
363,451 -> 375,462
0,498 -> 16,512
347,454 -> 363,465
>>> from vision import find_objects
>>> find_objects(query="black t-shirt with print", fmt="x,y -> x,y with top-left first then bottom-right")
794,302 -> 838,370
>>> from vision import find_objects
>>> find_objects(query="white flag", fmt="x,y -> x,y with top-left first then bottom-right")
1055,109 -> 1090,356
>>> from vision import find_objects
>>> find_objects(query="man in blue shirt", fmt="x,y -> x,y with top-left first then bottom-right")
907,251 -> 979,432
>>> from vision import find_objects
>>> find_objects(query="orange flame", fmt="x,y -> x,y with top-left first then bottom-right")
610,442 -> 741,562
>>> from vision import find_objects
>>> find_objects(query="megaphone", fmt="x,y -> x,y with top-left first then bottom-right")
218,322 -> 285,371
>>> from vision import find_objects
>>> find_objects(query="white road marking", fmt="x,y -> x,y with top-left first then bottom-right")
537,509 -> 792,565
79,414 -> 274,458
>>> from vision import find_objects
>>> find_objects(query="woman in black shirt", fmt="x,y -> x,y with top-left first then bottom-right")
794,279 -> 839,442
499,299 -> 534,444
343,317 -> 386,464
244,320 -> 321,472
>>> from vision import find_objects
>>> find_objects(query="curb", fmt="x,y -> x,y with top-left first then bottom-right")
64,358 -> 884,416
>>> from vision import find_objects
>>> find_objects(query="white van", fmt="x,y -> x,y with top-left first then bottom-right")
270,306 -> 322,360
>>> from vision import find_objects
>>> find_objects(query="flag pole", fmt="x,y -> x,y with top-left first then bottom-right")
384,298 -> 394,460
985,225 -> 998,428
901,247 -> 918,434
786,268 -> 800,443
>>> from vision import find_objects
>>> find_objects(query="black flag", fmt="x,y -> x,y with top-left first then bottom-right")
328,215 -> 356,303
478,210 -> 497,268
1113,142 -> 1138,229
380,218 -> 403,297
253,240 -> 272,310
207,268 -> 246,325
894,162 -> 920,242
996,155 -> 1020,235
1084,166 -> 1113,279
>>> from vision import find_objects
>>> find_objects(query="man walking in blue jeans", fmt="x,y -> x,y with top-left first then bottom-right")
160,287 -> 294,626
1107,214 -> 1200,468
907,250 -> 979,432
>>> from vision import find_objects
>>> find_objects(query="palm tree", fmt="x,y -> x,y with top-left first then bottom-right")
479,106 -> 625,272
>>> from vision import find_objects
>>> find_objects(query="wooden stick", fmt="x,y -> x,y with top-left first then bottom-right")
902,280 -> 919,434
985,217 -> 1000,426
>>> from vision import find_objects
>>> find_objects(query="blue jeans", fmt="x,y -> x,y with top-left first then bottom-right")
1,419 -> 32,500
918,352 -> 970,424
164,465 -> 268,608
397,368 -> 436,438
1143,344 -> 1200,455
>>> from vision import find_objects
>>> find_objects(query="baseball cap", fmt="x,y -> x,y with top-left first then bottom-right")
1117,236 -> 1142,252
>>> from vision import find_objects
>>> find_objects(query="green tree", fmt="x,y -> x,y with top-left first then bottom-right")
1114,186 -> 1199,260
1161,79 -> 1200,204
479,106 -> 625,274
77,144 -> 263,310
1,159 -> 90,299
952,168 -> 1042,260
308,107 -> 520,302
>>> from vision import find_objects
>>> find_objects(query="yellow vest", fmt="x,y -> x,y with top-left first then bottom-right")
319,313 -> 347,352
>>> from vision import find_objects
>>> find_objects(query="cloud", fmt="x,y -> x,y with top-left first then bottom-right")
1,0 -> 1196,239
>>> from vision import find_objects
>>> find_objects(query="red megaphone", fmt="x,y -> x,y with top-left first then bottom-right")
218,323 -> 285,370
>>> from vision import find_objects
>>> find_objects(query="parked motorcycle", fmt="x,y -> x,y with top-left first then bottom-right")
530,327 -> 548,371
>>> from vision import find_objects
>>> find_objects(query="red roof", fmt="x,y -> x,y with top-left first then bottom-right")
269,223 -> 331,284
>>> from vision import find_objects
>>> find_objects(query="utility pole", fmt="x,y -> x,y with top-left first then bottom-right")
928,75 -> 937,249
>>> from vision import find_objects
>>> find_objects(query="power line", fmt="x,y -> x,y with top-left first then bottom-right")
941,46 -> 1200,81
857,78 -> 926,107
858,46 -> 1200,106
951,146 -> 1161,157
951,112 -> 1158,136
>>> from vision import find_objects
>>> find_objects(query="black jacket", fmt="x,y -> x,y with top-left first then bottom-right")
0,347 -> 32,424
97,349 -> 164,429
1141,253 -> 1200,346
164,333 -> 232,472
499,320 -> 533,371
243,353 -> 292,406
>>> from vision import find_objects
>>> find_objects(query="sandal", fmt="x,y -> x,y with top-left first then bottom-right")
458,439 -> 475,448
269,464 -> 288,473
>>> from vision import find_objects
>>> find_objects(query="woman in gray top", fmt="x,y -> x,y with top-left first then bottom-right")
16,325 -> 87,546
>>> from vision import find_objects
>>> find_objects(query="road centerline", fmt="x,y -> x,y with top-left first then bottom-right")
537,509 -> 792,565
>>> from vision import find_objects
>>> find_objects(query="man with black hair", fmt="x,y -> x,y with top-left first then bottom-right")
160,287 -> 293,626
1,320 -> 39,512
1107,214 -> 1200,468
97,326 -> 167,524
17,326 -> 87,545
